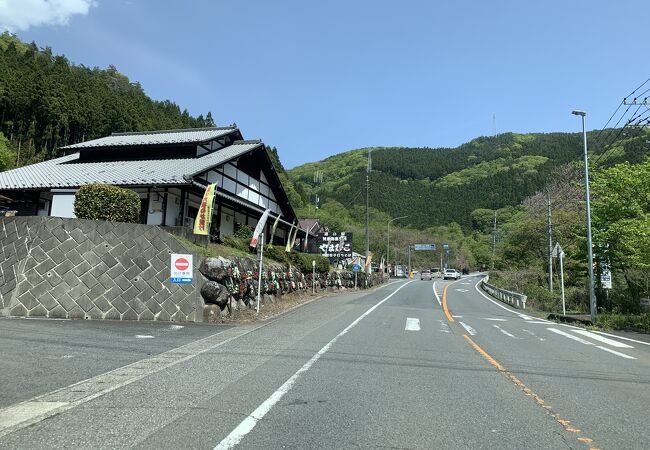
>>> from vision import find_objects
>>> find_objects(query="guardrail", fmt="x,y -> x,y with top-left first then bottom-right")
480,276 -> 527,309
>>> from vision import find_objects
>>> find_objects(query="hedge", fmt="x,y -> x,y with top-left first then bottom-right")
74,184 -> 140,223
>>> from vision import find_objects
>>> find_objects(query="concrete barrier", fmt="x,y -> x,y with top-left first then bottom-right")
480,277 -> 527,309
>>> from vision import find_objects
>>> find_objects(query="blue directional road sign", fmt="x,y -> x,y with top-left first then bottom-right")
352,264 -> 362,272
414,244 -> 436,251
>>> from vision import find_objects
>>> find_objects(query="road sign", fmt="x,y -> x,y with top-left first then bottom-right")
552,243 -> 560,257
352,263 -> 361,272
600,270 -> 612,289
414,244 -> 436,251
171,253 -> 193,284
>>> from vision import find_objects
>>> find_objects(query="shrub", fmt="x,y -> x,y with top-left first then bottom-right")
74,184 -> 140,223
289,252 -> 330,273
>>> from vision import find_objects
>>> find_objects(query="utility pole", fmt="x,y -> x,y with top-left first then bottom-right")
572,110 -> 597,323
547,191 -> 553,292
491,211 -> 497,267
365,149 -> 371,264
407,245 -> 411,277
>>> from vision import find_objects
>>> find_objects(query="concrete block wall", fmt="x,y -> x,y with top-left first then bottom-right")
0,217 -> 203,322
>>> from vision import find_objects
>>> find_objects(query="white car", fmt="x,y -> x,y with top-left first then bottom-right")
443,269 -> 461,280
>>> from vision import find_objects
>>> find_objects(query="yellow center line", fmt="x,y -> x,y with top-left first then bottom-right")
442,284 -> 454,322
462,334 -> 599,449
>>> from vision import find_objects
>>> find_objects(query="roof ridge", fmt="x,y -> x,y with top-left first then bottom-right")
232,139 -> 262,144
111,126 -> 236,136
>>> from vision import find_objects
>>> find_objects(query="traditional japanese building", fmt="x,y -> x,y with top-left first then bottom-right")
0,126 -> 304,245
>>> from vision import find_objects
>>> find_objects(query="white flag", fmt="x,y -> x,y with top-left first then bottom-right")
250,209 -> 271,248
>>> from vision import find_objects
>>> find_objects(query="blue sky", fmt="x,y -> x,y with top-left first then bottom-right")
3,0 -> 649,168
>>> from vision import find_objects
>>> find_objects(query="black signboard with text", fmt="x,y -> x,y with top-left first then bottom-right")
311,232 -> 353,260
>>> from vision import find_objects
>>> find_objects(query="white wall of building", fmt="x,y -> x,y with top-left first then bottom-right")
50,193 -> 76,218
165,189 -> 181,226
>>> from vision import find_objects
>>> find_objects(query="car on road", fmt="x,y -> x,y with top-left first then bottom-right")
443,269 -> 461,280
430,267 -> 442,278
420,270 -> 432,280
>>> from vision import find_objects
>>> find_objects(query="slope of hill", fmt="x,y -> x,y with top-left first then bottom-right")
287,129 -> 650,230
0,32 -> 214,167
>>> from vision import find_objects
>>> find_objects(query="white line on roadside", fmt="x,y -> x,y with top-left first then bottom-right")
452,315 -> 463,318
405,318 -> 421,331
432,282 -> 442,306
482,318 -> 507,321
493,324 -> 517,339
596,346 -> 636,360
524,321 -> 554,324
572,329 -> 634,348
459,321 -> 476,336
135,335 -> 154,339
214,281 -> 415,450
168,325 -> 184,331
522,329 -> 546,341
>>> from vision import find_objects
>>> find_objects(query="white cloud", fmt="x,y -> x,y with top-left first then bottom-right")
0,0 -> 95,32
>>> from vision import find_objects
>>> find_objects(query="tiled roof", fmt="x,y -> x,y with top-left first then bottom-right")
0,142 -> 262,190
61,127 -> 237,150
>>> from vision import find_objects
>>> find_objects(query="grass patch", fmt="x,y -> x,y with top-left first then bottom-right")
596,313 -> 650,333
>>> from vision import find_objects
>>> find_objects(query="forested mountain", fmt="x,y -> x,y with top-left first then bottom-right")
287,129 -> 650,230
0,32 -> 214,167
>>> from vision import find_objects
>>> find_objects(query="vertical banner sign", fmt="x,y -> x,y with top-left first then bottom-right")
269,214 -> 281,243
193,183 -> 217,235
171,254 -> 193,283
250,209 -> 271,248
285,222 -> 296,252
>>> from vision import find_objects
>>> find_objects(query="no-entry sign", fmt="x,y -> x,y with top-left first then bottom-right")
171,253 -> 193,284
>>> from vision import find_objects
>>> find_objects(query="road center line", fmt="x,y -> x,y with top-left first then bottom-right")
462,334 -> 599,449
214,280 -> 415,450
442,284 -> 454,322
405,318 -> 421,331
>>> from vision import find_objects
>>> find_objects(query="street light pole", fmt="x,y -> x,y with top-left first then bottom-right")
572,110 -> 597,323
387,216 -> 408,278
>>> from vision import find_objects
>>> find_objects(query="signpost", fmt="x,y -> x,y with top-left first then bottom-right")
312,260 -> 316,295
256,233 -> 264,313
170,254 -> 193,284
552,243 -> 565,315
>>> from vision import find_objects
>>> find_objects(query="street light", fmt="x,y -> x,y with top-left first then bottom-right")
572,109 -> 597,323
387,216 -> 408,277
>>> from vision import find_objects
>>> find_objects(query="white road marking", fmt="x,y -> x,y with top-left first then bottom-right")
572,329 -> 633,348
214,281 -> 415,450
595,346 -> 636,360
405,318 -> 421,331
493,324 -> 517,339
168,325 -> 184,331
459,321 -> 476,336
0,402 -> 68,429
438,320 -> 451,333
452,315 -> 463,318
482,318 -> 507,321
593,330 -> 650,347
523,329 -> 546,341
455,289 -> 469,292
135,335 -> 154,339
547,328 -> 594,345
525,321 -> 554,324
432,282 -> 442,306
518,314 -> 535,321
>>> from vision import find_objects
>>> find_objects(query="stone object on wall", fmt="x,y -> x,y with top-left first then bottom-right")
200,281 -> 230,307
198,257 -> 232,283
0,217 -> 202,322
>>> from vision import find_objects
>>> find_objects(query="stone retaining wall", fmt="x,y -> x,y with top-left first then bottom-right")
0,217 -> 202,321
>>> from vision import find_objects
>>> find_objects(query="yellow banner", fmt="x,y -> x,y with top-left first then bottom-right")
193,183 -> 217,235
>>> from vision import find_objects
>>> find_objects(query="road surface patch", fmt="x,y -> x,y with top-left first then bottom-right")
405,318 -> 421,331
462,334 -> 599,450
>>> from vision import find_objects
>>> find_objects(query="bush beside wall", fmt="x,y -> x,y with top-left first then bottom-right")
74,184 -> 140,223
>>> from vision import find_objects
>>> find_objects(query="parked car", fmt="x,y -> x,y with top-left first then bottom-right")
420,270 -> 432,280
430,267 -> 442,278
443,269 -> 461,280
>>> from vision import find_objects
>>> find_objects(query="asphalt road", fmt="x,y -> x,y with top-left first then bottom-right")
1,276 -> 649,449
